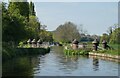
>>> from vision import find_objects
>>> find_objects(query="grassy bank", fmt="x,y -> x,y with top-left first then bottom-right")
95,44 -> 119,56
2,42 -> 50,61
93,49 -> 119,56
17,48 -> 50,55
64,43 -> 119,56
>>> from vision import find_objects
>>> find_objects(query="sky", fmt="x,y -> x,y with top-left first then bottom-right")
2,0 -> 120,2
2,0 -> 118,35
34,2 -> 118,35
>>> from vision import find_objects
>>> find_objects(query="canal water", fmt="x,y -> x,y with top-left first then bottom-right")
3,46 -> 119,76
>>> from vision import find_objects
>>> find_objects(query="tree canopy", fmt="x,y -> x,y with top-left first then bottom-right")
2,1 -> 53,44
109,27 -> 120,44
53,22 -> 80,43
29,1 -> 36,16
100,33 -> 109,43
2,2 -> 28,42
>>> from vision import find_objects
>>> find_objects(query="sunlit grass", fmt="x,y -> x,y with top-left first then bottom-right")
65,43 -> 120,56
95,44 -> 119,55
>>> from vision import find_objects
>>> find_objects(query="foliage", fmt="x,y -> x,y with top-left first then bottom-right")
2,1 -> 53,43
2,13 -> 28,42
89,43 -> 119,56
3,42 -> 50,61
8,2 -> 29,20
2,2 -> 30,43
80,34 -> 94,42
100,33 -> 109,43
2,1 -> 53,61
107,26 -> 113,36
18,42 -> 31,48
27,15 -> 40,39
109,27 -> 120,44
53,22 -> 80,43
95,49 -> 119,56
39,30 -> 53,42
29,1 -> 36,16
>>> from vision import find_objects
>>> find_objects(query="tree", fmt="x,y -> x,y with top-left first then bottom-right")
38,25 -> 53,42
107,26 -> 113,36
27,16 -> 40,39
80,34 -> 94,42
109,27 -> 120,44
91,35 -> 100,41
106,24 -> 120,44
39,30 -> 53,42
2,2 -> 29,43
8,2 -> 29,21
1,2 -> 7,12
78,24 -> 88,34
100,33 -> 109,43
53,22 -> 80,43
2,1 -> 52,44
29,1 -> 36,16
2,11 -> 28,43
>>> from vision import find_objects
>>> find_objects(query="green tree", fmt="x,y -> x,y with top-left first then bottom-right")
27,16 -> 40,39
29,1 -> 36,16
2,2 -> 29,43
100,33 -> 109,43
8,2 -> 29,21
38,25 -> 53,42
2,12 -> 28,43
39,30 -> 53,42
53,22 -> 80,43
2,1 -> 52,44
2,2 -> 7,12
109,27 -> 120,44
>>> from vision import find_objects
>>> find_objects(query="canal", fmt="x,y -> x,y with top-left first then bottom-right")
3,46 -> 119,76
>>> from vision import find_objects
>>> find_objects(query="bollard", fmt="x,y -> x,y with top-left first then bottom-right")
31,39 -> 36,48
92,39 -> 99,51
72,39 -> 79,50
27,39 -> 31,47
37,39 -> 41,48
82,43 -> 86,49
102,40 -> 107,49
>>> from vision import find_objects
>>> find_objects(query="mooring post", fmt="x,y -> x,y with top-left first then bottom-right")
72,39 -> 79,50
32,39 -> 36,48
37,39 -> 41,48
27,39 -> 31,47
102,40 -> 107,49
92,39 -> 99,51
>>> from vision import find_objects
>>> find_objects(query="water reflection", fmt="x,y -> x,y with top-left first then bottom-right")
33,55 -> 46,74
52,46 -> 79,73
2,55 -> 40,77
92,58 -> 99,71
34,46 -> 118,76
2,46 -> 119,76
59,55 -> 79,74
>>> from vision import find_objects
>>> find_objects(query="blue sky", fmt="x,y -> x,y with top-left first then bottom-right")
34,2 -> 118,35
2,0 -> 118,35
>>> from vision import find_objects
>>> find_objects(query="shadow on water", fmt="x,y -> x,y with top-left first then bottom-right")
2,53 -> 47,77
3,55 -> 36,76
